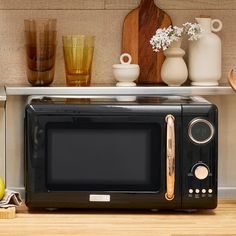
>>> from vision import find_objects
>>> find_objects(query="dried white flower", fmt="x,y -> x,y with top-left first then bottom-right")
150,25 -> 183,52
183,22 -> 203,41
150,22 -> 203,52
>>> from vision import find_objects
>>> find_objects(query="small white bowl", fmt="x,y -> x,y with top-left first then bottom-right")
112,53 -> 140,87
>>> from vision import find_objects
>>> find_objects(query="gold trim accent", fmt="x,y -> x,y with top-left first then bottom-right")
165,115 -> 175,201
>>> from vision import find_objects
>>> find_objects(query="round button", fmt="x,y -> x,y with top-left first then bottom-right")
202,189 -> 207,194
188,119 -> 215,144
208,189 -> 213,194
195,189 -> 200,194
189,189 -> 194,194
194,165 -> 209,180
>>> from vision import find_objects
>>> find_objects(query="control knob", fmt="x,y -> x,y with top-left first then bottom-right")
193,164 -> 209,180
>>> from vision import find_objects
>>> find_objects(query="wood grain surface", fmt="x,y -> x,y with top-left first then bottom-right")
122,0 -> 172,84
0,201 -> 235,235
228,69 -> 236,91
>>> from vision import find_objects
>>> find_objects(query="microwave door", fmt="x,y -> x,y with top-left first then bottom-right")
27,115 -> 162,192
26,106 -> 182,209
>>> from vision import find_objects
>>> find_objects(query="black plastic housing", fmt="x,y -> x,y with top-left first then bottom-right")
25,96 -> 218,210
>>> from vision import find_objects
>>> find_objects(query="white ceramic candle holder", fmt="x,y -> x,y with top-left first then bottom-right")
112,53 -> 140,87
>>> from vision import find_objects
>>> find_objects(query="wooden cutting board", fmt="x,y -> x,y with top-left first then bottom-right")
122,0 -> 172,84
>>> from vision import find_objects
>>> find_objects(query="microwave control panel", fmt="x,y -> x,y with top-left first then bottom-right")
181,104 -> 218,209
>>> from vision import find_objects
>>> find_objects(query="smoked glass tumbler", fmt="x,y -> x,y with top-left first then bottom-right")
24,19 -> 57,86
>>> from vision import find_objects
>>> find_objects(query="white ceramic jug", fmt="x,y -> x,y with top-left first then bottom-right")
189,17 -> 223,86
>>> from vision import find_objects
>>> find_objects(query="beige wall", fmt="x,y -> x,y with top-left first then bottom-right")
0,0 -> 236,85
1,0 -> 236,197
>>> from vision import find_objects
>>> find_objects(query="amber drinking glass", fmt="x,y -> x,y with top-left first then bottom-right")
62,35 -> 95,86
24,19 -> 57,86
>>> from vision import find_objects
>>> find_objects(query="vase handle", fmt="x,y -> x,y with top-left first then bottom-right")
211,19 -> 223,32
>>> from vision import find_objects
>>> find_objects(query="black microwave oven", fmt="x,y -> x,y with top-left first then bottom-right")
25,96 -> 218,210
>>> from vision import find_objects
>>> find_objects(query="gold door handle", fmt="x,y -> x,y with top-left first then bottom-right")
165,115 -> 175,201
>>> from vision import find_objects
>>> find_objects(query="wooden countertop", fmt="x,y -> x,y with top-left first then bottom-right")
0,201 -> 236,236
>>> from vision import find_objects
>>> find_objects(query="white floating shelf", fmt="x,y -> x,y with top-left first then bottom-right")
5,84 -> 235,96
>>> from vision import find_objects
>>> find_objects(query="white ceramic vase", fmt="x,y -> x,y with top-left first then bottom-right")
161,39 -> 188,86
189,17 -> 223,86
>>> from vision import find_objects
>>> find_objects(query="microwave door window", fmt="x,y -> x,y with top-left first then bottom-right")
46,123 -> 160,192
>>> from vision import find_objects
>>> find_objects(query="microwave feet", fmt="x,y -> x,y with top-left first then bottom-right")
183,209 -> 197,213
45,208 -> 59,212
174,209 -> 197,213
185,209 -> 197,213
150,209 -> 159,212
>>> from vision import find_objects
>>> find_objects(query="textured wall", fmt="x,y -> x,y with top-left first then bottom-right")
0,0 -> 235,85
2,0 -> 236,197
